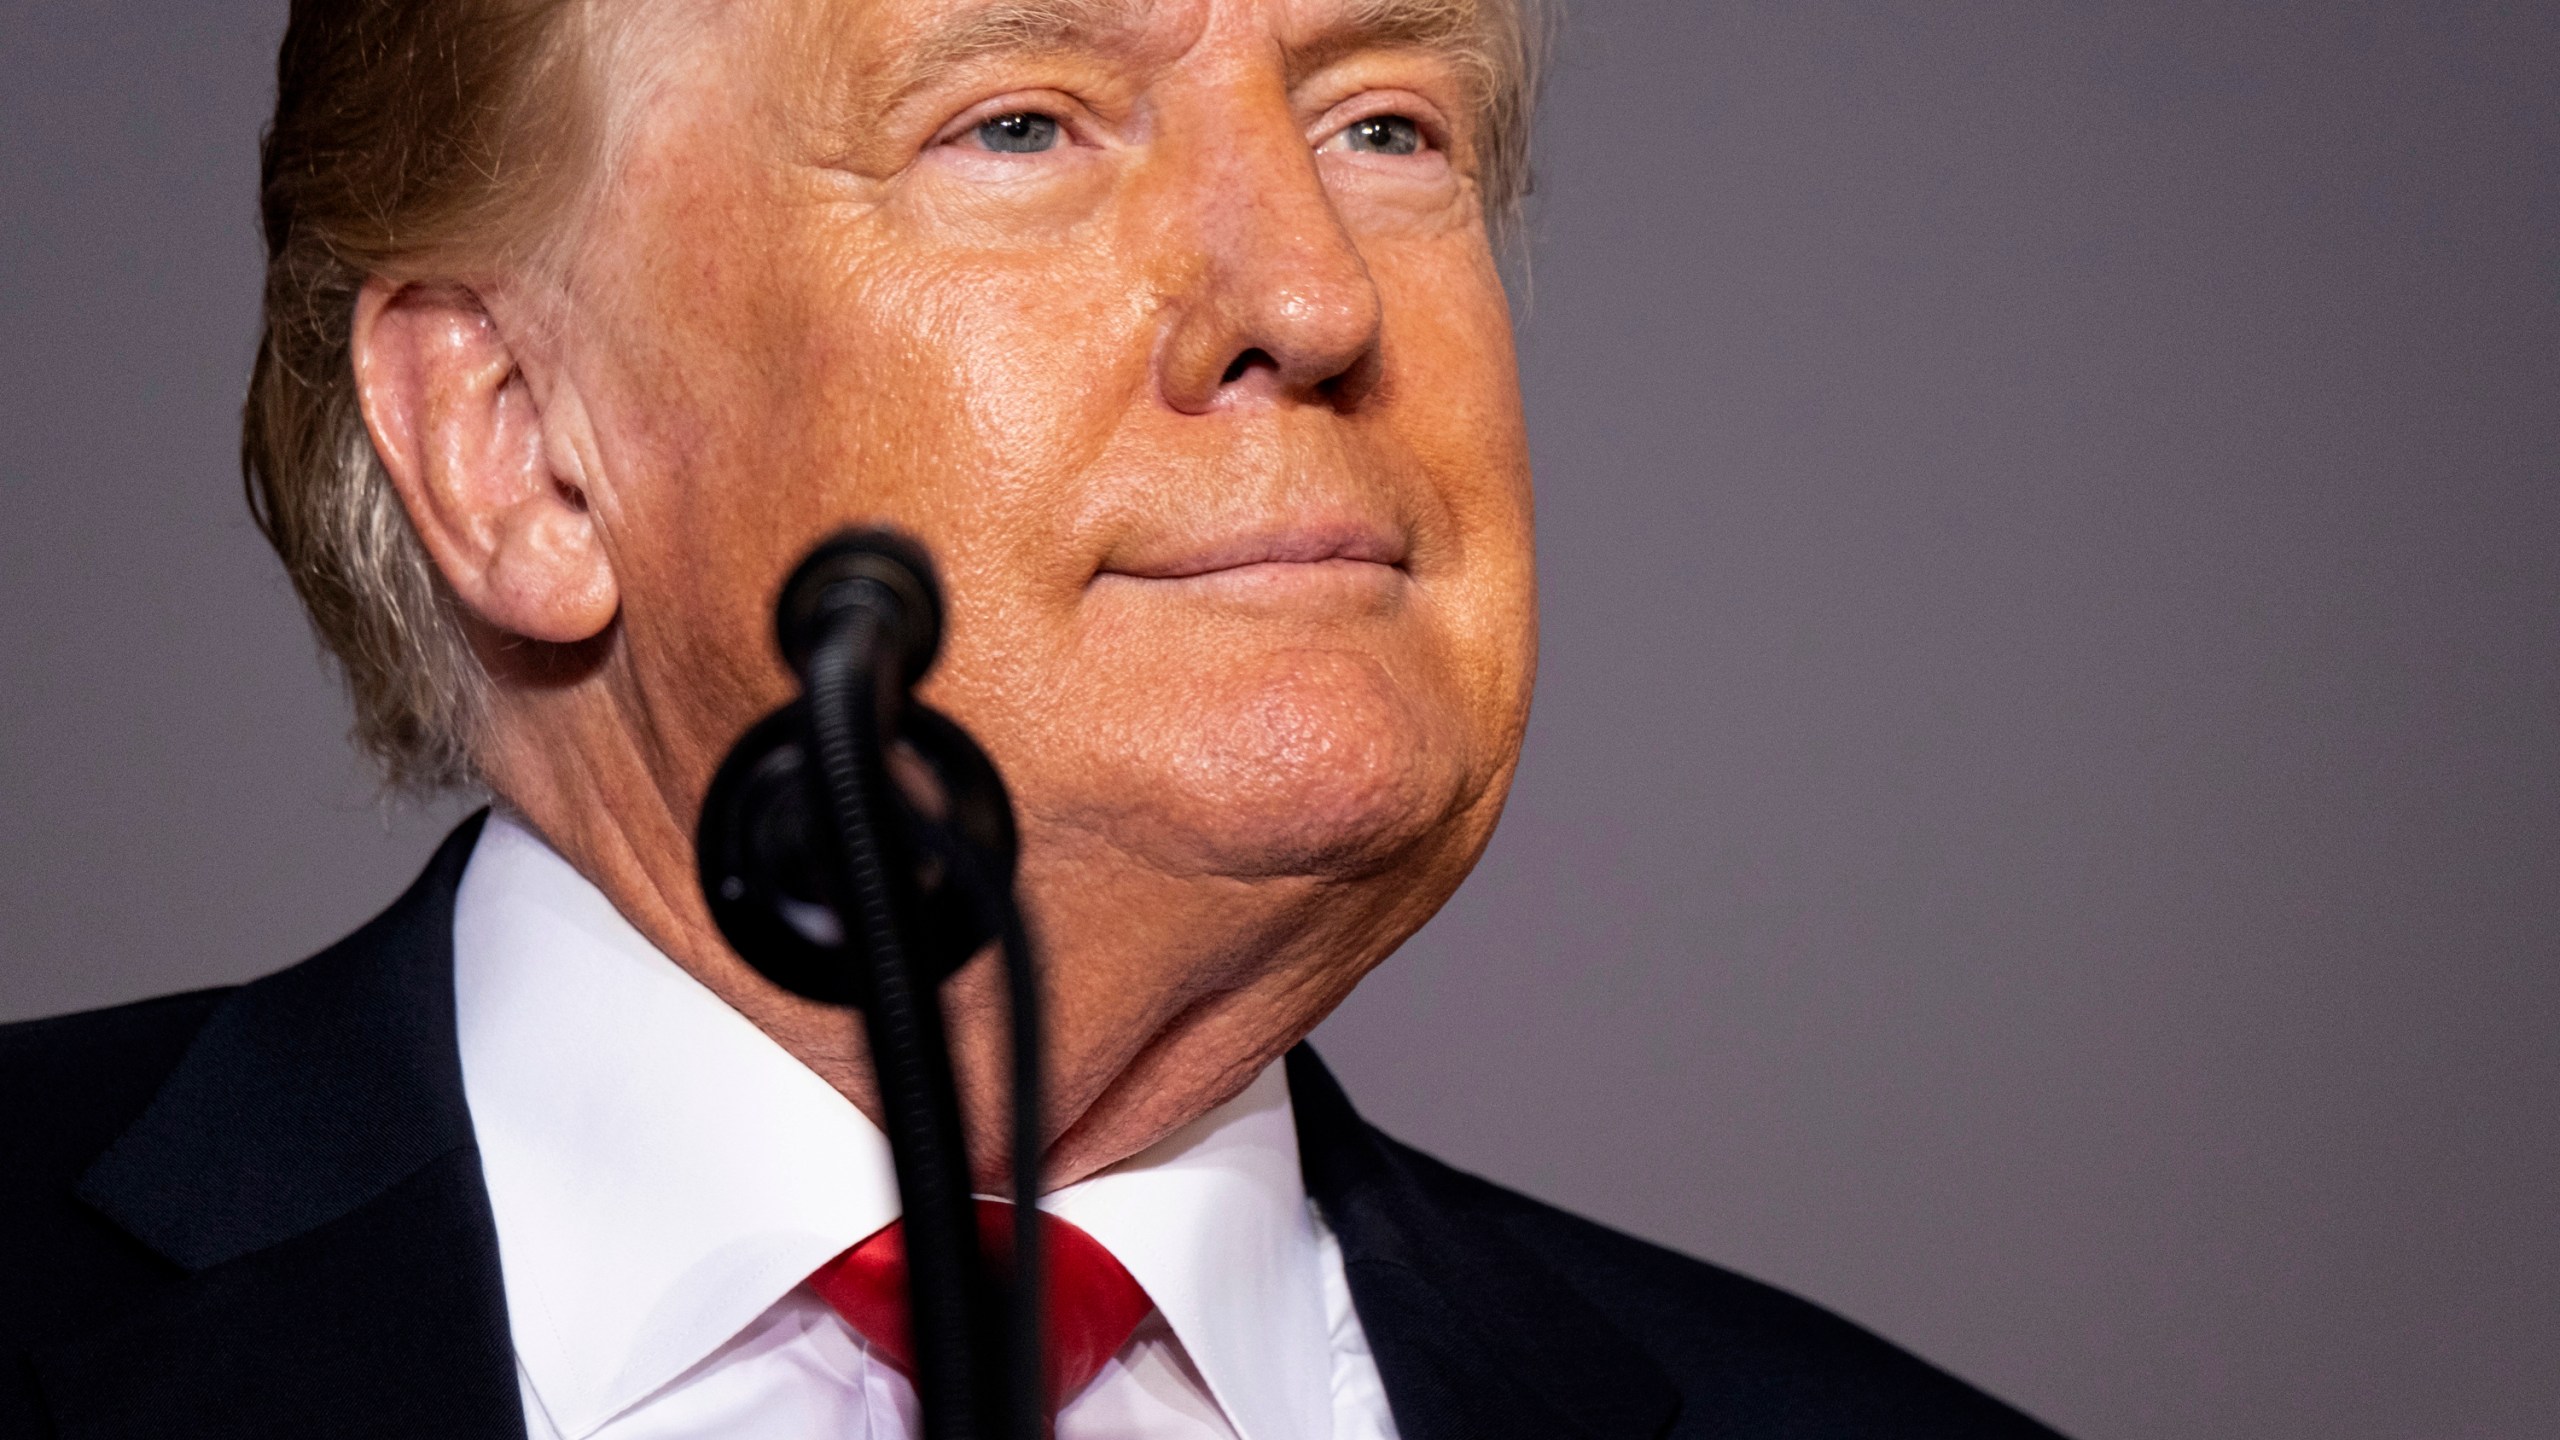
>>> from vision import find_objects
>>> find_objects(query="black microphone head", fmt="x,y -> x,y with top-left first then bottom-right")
776,527 -> 943,686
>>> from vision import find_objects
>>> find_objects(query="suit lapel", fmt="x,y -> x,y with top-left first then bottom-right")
34,813 -> 526,1439
1288,1047 -> 1682,1440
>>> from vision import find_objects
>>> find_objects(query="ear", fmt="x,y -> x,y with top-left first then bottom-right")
352,278 -> 618,645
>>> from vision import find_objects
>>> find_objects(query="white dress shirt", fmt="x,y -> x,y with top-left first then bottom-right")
453,812 -> 1401,1440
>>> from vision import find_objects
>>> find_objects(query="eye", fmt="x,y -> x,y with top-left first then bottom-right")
972,112 -> 1061,153
1336,114 -> 1424,156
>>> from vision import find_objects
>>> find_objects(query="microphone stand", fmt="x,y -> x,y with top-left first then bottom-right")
702,532 -> 1044,1440
803,596 -> 991,1439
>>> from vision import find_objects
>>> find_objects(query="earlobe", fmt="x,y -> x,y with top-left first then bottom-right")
352,277 -> 620,646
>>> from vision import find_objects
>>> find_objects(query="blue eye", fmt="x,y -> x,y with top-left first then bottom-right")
1345,116 -> 1423,156
975,113 -> 1060,153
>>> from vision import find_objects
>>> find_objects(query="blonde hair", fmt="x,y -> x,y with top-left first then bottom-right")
242,0 -> 1553,793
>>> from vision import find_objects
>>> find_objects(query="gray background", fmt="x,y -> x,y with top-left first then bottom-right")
4,2 -> 2554,1437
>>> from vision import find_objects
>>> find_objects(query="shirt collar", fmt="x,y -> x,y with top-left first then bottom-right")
454,812 -> 1333,1440
1048,1064 -> 1334,1440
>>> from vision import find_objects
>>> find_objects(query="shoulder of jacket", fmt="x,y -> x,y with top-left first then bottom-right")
1370,1130 -> 2071,1438
0,987 -> 234,1170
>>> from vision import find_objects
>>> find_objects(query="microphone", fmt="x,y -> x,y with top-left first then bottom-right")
701,532 -> 1015,1004
775,527 -> 942,693
698,529 -> 1043,1440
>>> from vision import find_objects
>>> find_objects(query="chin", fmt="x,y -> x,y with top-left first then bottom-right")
1046,644 -> 1472,883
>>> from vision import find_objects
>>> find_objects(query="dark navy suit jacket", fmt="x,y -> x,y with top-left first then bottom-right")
0,814 -> 2065,1438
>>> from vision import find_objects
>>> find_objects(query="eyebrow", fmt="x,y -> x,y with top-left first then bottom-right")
870,0 -> 1156,108
1287,0 -> 1486,88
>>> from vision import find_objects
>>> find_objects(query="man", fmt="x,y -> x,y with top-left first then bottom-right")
0,0 -> 2063,1435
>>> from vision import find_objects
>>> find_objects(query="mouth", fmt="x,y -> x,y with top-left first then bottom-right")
1097,522 -> 1409,583
1089,520 -> 1410,614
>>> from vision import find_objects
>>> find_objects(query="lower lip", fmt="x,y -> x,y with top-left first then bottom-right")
1092,557 -> 1405,607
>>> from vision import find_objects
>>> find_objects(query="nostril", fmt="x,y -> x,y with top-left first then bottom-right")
1220,348 -> 1276,386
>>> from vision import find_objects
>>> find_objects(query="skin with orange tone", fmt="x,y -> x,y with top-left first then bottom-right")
352,0 -> 1536,1190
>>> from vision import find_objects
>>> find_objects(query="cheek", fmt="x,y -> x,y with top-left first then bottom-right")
1378,238 -> 1534,538
1377,244 -> 1540,743
571,169 -> 1160,736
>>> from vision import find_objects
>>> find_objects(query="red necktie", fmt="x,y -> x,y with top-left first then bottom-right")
810,1200 -> 1155,1419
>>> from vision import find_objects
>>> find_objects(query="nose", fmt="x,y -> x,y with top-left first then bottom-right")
1152,96 -> 1385,415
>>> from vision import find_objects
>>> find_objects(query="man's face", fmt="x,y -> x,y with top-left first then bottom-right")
545,0 -> 1535,1120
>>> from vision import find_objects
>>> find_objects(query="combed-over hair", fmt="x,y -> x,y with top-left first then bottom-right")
242,0 -> 1553,794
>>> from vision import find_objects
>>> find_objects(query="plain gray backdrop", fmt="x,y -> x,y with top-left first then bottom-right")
4,3 -> 2554,1437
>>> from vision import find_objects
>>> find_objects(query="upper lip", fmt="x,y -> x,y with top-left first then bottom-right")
1100,521 -> 1408,581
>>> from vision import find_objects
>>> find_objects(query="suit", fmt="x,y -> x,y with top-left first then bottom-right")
0,814 -> 2064,1438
